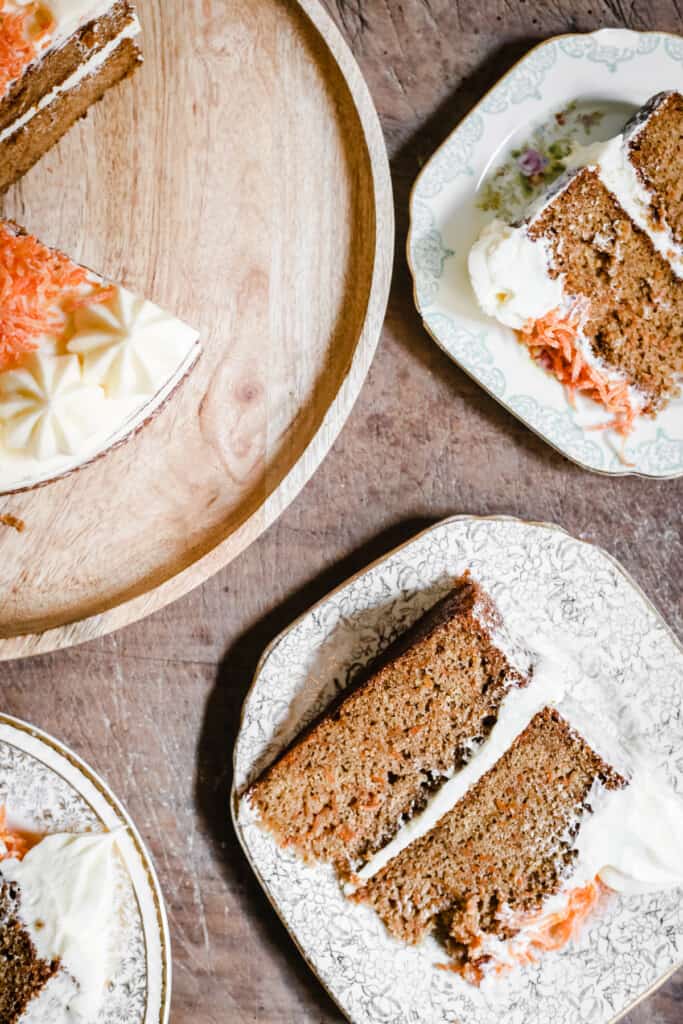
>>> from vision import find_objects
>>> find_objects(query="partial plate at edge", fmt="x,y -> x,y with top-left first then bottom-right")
0,715 -> 171,1024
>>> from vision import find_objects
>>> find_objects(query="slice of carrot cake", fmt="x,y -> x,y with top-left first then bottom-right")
0,808 -> 121,1022
468,91 -> 683,438
0,1 -> 141,192
248,575 -> 532,875
0,219 -> 200,493
248,575 -> 683,985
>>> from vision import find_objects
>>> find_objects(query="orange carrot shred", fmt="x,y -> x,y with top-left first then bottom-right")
0,4 -> 54,97
518,309 -> 637,438
0,223 -> 110,371
0,805 -> 29,861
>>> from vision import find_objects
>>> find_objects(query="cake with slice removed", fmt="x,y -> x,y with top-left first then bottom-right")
468,91 -> 683,440
248,574 -> 532,875
0,807 -> 121,1022
0,219 -> 200,493
0,0 -> 141,192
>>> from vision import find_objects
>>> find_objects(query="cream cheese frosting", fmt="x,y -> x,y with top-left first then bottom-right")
467,218 -> 563,329
1,831 -> 121,1021
68,285 -> 199,398
0,354 -> 107,460
0,282 -> 200,492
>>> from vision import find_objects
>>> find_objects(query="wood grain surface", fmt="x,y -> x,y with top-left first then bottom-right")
0,0 -> 393,657
1,1 -> 683,1022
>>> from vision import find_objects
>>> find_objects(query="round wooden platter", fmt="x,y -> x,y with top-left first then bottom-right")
0,0 -> 394,659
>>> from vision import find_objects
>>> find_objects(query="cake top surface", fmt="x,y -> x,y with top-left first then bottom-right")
0,221 -> 199,490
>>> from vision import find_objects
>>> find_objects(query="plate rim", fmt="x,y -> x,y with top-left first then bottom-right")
0,0 -> 395,661
406,27 -> 683,481
231,511 -> 683,1024
0,711 -> 173,1024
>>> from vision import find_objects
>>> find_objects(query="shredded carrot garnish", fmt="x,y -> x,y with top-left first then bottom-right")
501,877 -> 608,956
0,805 -> 29,860
0,4 -> 54,97
519,309 -> 638,438
0,224 -> 109,371
440,877 -> 610,986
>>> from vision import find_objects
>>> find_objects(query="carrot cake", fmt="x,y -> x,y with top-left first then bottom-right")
0,1 -> 141,192
249,575 -> 683,985
248,575 -> 533,875
468,91 -> 683,439
0,220 -> 200,492
0,808 -> 121,1022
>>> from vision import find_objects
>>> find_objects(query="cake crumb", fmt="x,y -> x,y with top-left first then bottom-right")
0,514 -> 25,533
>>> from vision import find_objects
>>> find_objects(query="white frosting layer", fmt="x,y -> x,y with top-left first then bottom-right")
1,832 -> 120,1021
567,134 -> 683,279
352,632 -> 683,898
468,218 -> 564,329
0,16 -> 141,145
0,282 -> 200,492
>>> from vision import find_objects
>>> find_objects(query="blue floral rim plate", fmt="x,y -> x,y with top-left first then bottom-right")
407,29 -> 683,478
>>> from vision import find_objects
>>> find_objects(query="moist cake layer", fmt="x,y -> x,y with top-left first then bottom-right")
0,880 -> 58,1024
0,0 -> 141,192
0,0 -> 136,135
352,709 -> 625,972
528,167 -> 683,409
0,30 -> 139,193
249,577 -> 531,873
628,91 -> 683,249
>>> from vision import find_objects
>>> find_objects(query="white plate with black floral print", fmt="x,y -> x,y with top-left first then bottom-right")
407,28 -> 683,477
0,714 -> 171,1024
233,515 -> 683,1024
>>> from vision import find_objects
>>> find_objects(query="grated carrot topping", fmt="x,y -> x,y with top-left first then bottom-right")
518,309 -> 638,438
0,805 -> 29,861
498,877 -> 608,958
0,224 -> 109,372
0,4 -> 54,97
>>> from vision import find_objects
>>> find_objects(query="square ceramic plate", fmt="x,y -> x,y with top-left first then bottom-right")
233,516 -> 683,1024
0,715 -> 171,1024
407,29 -> 683,478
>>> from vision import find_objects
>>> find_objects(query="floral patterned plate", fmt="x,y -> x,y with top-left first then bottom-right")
0,714 -> 171,1024
233,515 -> 683,1024
407,29 -> 683,477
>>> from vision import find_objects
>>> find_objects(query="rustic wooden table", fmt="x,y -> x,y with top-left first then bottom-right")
2,1 -> 682,1021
